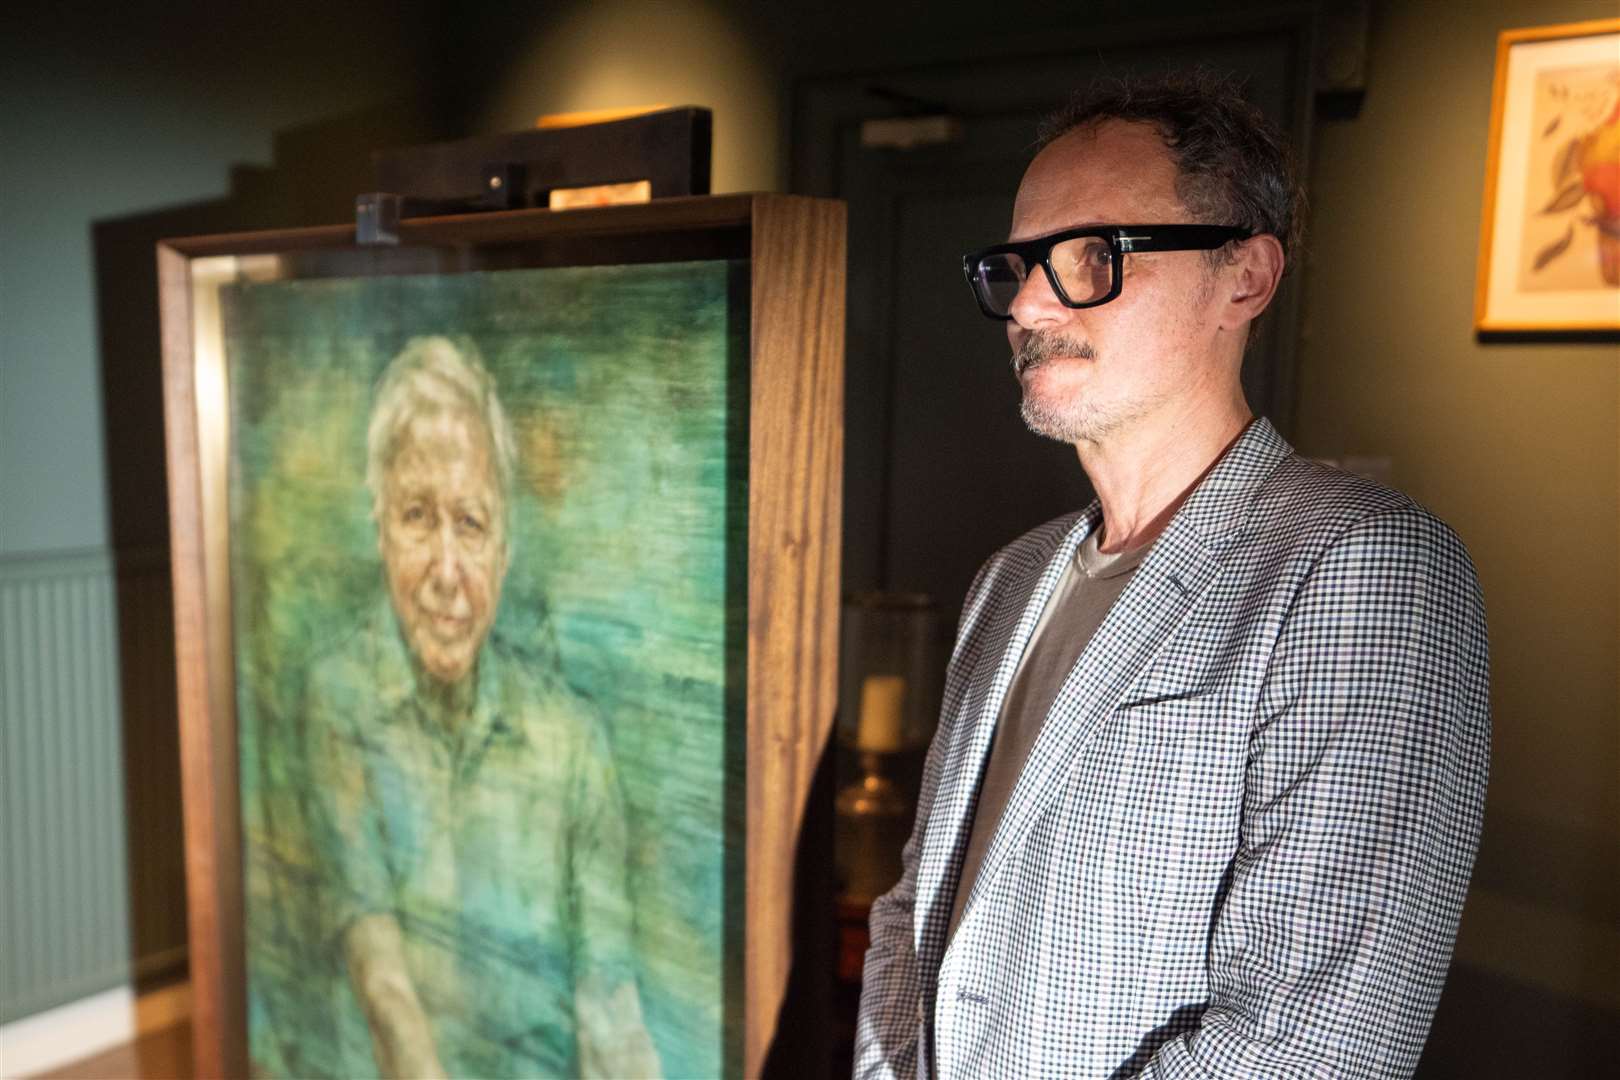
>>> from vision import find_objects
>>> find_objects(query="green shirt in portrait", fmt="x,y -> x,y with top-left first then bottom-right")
302,602 -> 661,1078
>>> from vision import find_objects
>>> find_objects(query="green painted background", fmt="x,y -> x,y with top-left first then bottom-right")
225,260 -> 746,1078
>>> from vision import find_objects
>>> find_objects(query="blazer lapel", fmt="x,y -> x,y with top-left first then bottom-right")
950,419 -> 1295,934
914,506 -> 1101,959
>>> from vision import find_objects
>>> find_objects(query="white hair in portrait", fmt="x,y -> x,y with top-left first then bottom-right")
365,335 -> 519,524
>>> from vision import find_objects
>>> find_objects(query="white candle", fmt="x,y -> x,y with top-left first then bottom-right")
857,674 -> 907,752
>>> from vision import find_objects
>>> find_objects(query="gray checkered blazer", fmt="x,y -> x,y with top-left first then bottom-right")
854,418 -> 1490,1079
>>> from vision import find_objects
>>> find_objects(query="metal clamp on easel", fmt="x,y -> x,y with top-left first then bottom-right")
354,193 -> 402,246
354,107 -> 711,246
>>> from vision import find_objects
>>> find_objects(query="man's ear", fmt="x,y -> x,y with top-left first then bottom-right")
1220,234 -> 1286,331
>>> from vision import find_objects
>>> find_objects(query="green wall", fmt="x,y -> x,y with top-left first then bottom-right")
0,3 -> 438,557
1294,0 -> 1618,1064
0,0 -> 443,1025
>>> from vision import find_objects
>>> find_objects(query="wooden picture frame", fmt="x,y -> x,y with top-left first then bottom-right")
1475,17 -> 1620,333
158,194 -> 844,1078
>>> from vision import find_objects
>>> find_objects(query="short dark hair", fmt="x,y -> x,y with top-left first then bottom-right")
1036,69 -> 1305,268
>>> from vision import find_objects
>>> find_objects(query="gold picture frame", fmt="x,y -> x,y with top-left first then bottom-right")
1475,17 -> 1620,333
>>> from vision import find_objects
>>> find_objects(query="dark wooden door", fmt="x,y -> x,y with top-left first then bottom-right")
795,23 -> 1314,622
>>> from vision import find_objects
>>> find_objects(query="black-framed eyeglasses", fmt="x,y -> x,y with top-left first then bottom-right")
962,224 -> 1252,319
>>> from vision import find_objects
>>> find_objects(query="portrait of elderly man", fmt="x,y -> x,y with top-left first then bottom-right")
300,336 -> 662,1079
856,72 -> 1490,1078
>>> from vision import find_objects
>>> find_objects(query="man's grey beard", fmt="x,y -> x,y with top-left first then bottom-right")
1012,330 -> 1137,444
1011,329 -> 1095,378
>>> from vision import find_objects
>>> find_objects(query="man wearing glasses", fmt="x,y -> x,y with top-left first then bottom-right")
855,73 -> 1489,1079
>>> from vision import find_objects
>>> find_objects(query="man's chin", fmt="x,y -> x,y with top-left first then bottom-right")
422,659 -> 475,684
412,639 -> 478,684
1018,356 -> 1090,399
1020,394 -> 1111,444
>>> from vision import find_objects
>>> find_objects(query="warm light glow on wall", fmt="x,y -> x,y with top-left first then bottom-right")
483,0 -> 779,193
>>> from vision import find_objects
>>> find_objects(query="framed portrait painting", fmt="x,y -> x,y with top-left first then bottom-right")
1475,17 -> 1620,333
158,195 -> 843,1078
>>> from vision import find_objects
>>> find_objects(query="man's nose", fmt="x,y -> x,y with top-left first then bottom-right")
1007,265 -> 1068,330
428,523 -> 460,589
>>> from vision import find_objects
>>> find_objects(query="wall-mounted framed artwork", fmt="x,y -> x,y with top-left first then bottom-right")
158,194 -> 843,1078
1475,17 -> 1620,333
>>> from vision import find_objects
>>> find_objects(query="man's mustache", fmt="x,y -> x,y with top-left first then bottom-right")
1012,331 -> 1096,377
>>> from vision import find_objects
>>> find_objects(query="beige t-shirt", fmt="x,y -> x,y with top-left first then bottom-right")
946,528 -> 1150,940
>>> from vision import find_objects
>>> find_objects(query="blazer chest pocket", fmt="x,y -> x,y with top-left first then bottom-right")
1053,691 -> 1249,943
1112,682 -> 1249,766
1091,688 -> 1249,851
